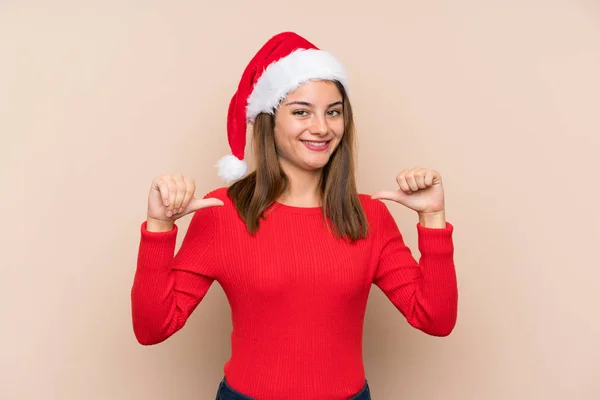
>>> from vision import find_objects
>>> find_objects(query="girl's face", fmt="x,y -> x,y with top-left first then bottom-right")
273,80 -> 344,174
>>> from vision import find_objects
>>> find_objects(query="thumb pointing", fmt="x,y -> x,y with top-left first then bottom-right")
184,197 -> 224,215
371,190 -> 409,202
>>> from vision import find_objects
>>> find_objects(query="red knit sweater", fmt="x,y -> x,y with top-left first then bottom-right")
131,187 -> 457,399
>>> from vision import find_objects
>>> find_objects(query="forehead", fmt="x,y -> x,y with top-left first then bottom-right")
285,80 -> 342,102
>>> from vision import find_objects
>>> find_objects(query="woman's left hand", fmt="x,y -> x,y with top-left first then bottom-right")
371,167 -> 445,214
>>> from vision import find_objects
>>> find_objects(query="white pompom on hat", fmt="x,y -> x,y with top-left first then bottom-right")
217,31 -> 349,183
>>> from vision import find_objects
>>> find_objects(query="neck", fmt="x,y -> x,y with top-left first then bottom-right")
278,161 -> 323,207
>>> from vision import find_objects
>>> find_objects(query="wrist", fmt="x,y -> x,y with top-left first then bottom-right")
418,210 -> 446,228
146,216 -> 174,232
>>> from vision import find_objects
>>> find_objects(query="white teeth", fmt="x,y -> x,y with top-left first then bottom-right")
303,141 -> 327,146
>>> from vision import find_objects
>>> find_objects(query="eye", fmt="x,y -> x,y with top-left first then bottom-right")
293,110 -> 309,117
327,109 -> 342,117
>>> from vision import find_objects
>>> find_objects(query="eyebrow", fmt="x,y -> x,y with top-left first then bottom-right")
285,100 -> 343,108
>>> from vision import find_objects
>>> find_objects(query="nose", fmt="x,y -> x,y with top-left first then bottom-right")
308,114 -> 328,136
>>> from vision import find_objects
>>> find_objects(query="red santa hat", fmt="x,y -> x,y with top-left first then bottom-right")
216,31 -> 349,182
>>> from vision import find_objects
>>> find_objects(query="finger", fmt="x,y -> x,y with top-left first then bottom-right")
186,197 -> 224,213
395,171 -> 412,194
405,170 -> 420,192
163,175 -> 177,216
424,170 -> 434,186
155,178 -> 170,207
371,190 -> 404,202
432,170 -> 442,185
180,176 -> 196,213
172,174 -> 186,212
414,169 -> 427,189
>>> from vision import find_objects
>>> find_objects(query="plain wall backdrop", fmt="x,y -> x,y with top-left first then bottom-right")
1,1 -> 599,399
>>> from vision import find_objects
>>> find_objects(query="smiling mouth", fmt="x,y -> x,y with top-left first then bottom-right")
301,140 -> 329,146
300,139 -> 331,151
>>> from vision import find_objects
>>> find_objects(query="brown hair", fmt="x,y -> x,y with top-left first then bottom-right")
227,80 -> 368,241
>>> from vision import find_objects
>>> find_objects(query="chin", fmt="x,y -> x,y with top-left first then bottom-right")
303,158 -> 331,170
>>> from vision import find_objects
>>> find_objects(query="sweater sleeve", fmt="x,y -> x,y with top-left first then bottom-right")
372,203 -> 458,336
130,204 -> 218,345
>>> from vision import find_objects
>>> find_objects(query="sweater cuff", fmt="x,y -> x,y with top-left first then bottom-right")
140,220 -> 178,239
137,221 -> 179,269
416,221 -> 454,255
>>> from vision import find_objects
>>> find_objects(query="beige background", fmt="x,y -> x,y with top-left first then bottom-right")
1,1 -> 599,399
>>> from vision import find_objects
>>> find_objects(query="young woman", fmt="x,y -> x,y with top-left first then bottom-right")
131,32 -> 458,400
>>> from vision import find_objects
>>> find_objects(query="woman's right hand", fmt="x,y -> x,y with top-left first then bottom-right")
146,174 -> 224,231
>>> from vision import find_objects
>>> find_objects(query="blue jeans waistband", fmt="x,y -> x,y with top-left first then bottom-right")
215,377 -> 371,400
